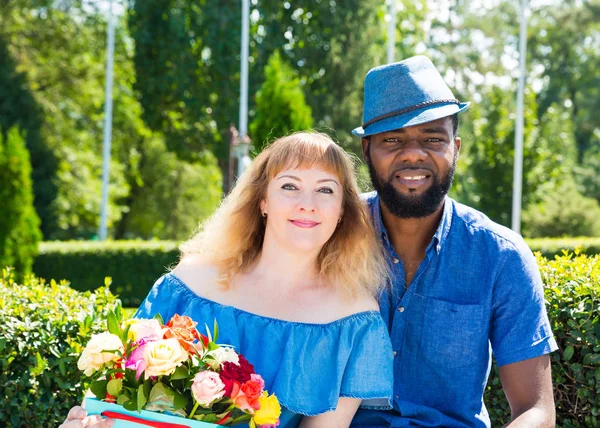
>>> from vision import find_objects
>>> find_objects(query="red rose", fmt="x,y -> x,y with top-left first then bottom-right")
237,354 -> 255,376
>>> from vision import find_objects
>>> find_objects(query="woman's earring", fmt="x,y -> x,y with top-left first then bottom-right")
337,217 -> 342,224
262,212 -> 267,218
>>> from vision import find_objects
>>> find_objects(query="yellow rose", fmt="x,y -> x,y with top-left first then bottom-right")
77,332 -> 123,376
251,392 -> 281,427
143,338 -> 188,377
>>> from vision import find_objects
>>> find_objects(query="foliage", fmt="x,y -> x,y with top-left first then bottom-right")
0,268 -> 121,427
522,179 -> 600,238
485,253 -> 600,426
529,0 -> 600,162
249,51 -> 313,152
33,241 -> 180,307
0,127 -> 42,276
122,139 -> 222,240
526,237 -> 600,259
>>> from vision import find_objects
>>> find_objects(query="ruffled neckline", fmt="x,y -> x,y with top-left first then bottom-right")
165,272 -> 381,327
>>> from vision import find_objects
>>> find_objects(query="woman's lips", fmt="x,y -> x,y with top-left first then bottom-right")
289,220 -> 320,228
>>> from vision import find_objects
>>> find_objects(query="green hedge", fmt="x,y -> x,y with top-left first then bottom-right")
32,238 -> 600,309
33,241 -> 180,307
485,253 -> 600,426
4,253 -> 600,426
0,268 -> 120,427
527,237 -> 600,259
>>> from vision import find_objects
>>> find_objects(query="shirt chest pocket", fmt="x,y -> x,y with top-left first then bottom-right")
419,298 -> 484,369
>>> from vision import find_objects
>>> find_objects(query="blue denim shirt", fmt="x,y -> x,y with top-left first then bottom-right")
352,192 -> 558,427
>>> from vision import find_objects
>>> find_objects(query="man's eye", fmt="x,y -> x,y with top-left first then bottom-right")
281,183 -> 298,190
318,187 -> 334,194
425,138 -> 443,143
384,138 -> 401,143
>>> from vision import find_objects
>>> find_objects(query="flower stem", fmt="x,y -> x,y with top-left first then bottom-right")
188,401 -> 200,419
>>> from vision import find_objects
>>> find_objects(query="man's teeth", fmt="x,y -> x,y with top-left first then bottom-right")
404,175 -> 427,181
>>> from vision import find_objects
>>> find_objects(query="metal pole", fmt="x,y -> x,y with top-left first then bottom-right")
387,0 -> 397,64
512,0 -> 527,234
237,0 -> 250,176
99,0 -> 115,241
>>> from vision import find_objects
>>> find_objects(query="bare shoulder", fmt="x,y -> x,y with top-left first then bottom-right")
345,293 -> 380,314
171,256 -> 223,299
320,289 -> 380,322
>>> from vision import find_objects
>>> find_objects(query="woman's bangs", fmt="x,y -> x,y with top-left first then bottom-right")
265,135 -> 346,181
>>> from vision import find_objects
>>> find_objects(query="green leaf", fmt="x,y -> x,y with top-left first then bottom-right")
90,379 -> 108,399
0,338 -> 5,354
104,277 -> 113,287
213,318 -> 219,343
107,310 -> 120,337
137,386 -> 147,411
123,400 -> 137,411
170,365 -> 188,380
153,312 -> 164,325
563,345 -> 575,361
173,392 -> 188,411
117,394 -> 130,405
107,378 -> 123,397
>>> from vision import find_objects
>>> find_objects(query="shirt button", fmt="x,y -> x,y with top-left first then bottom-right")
436,244 -> 441,252
398,306 -> 405,313
395,395 -> 400,399
393,351 -> 397,357
393,258 -> 400,264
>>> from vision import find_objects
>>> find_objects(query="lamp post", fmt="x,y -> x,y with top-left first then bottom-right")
237,0 -> 251,177
99,0 -> 115,241
387,0 -> 397,63
511,0 -> 528,234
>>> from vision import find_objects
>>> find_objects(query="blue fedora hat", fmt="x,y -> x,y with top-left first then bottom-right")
353,55 -> 470,137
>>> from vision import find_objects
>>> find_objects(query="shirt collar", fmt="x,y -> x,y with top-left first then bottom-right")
369,194 -> 454,255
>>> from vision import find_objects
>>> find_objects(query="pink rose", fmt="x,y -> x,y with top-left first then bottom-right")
192,371 -> 226,407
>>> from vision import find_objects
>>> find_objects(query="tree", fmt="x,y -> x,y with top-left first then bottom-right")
0,127 -> 42,275
0,37 -> 58,238
121,137 -> 222,240
250,51 -> 313,152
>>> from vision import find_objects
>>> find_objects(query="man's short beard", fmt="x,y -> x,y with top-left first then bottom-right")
366,148 -> 458,219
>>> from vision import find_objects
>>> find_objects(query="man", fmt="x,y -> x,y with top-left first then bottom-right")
350,56 -> 557,427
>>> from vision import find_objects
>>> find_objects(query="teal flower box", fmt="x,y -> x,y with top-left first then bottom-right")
84,398 -> 220,428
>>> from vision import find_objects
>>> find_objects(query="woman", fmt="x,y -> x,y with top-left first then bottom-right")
62,132 -> 393,428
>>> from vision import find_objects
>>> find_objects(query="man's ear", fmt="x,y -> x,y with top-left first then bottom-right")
361,137 -> 370,161
454,137 -> 461,154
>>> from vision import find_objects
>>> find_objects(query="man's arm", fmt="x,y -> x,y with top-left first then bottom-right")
499,354 -> 555,427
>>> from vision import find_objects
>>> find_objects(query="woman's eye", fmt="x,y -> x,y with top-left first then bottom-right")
318,187 -> 334,194
281,183 -> 298,190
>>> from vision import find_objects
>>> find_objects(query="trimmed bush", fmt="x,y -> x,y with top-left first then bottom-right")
527,237 -> 600,259
32,238 -> 600,308
0,268 -> 121,427
33,241 -> 180,307
485,253 -> 600,426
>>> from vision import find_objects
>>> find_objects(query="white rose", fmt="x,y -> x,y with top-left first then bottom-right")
78,332 -> 123,376
143,338 -> 188,377
206,346 -> 239,370
125,318 -> 165,342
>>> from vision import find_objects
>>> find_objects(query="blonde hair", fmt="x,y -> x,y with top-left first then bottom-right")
179,132 -> 387,298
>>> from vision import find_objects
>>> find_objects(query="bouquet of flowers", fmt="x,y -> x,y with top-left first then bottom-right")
78,309 -> 281,427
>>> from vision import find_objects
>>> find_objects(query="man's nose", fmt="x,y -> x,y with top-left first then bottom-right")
398,139 -> 427,163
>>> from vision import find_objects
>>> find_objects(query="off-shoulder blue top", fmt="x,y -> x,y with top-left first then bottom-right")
135,273 -> 393,427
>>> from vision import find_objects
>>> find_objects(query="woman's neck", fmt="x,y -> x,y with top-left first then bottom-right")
247,237 -> 322,292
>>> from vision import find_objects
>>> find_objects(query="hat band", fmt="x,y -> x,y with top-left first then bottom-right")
362,98 -> 460,129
